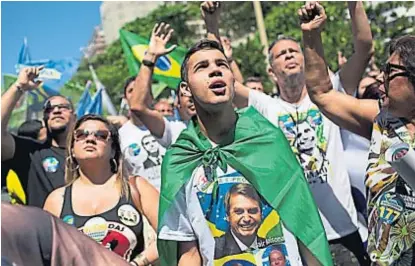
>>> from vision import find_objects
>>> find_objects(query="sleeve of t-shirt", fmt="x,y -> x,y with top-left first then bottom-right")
158,185 -> 196,241
248,89 -> 274,118
157,119 -> 186,148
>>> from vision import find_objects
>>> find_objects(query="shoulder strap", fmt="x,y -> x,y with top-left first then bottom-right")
128,176 -> 142,212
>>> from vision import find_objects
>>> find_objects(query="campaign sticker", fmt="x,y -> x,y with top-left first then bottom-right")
82,217 -> 108,242
118,204 -> 140,226
42,157 -> 59,173
128,143 -> 141,157
377,192 -> 405,225
63,215 -> 75,225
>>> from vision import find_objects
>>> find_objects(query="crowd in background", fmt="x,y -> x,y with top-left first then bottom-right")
2,1 -> 415,266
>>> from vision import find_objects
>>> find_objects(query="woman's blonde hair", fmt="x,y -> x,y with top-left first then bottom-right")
65,114 -> 129,196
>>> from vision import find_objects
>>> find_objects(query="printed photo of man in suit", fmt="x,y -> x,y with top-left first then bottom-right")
214,183 -> 265,259
141,135 -> 162,169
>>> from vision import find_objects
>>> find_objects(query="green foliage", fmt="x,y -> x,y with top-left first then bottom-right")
68,1 -> 414,101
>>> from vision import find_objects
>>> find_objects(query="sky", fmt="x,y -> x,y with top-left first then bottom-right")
1,1 -> 102,77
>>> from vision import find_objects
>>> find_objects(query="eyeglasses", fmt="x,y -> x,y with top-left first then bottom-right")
74,129 -> 111,142
382,63 -> 410,95
44,103 -> 72,114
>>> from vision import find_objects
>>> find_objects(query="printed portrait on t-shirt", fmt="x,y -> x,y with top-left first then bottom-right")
141,135 -> 162,169
194,168 -> 292,265
278,108 -> 329,184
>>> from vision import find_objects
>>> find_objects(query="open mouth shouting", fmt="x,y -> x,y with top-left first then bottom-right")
209,79 -> 227,96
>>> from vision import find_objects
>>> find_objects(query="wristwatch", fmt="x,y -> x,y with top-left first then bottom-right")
142,59 -> 155,68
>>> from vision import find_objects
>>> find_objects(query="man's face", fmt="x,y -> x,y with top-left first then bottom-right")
383,53 -> 415,118
44,96 -> 74,134
296,122 -> 315,153
269,250 -> 286,266
142,135 -> 158,154
228,194 -> 261,241
184,49 -> 235,112
154,101 -> 174,117
269,40 -> 304,82
245,81 -> 264,93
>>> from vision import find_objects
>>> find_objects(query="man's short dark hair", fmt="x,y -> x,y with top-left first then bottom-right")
268,36 -> 301,65
180,39 -> 226,82
244,76 -> 263,85
389,35 -> 415,87
17,119 -> 43,140
43,95 -> 74,112
123,76 -> 136,98
224,183 -> 262,215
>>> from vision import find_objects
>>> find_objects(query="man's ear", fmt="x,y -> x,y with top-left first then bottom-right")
179,81 -> 192,97
267,66 -> 278,84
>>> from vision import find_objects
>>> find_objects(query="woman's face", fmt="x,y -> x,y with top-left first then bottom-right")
72,120 -> 113,163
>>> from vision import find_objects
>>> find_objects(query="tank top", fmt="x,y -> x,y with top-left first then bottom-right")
60,184 -> 145,262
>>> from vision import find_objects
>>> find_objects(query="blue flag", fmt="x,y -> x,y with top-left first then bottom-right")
85,88 -> 103,115
76,81 -> 92,117
17,38 -> 31,64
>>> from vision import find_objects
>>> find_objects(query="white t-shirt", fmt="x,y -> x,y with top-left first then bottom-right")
157,118 -> 187,148
248,89 -> 358,241
119,120 -> 166,190
159,165 -> 303,265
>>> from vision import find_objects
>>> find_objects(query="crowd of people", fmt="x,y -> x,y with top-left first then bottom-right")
1,1 -> 415,266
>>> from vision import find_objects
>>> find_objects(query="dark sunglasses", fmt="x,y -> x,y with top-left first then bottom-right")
382,63 -> 410,94
74,129 -> 111,142
43,103 -> 72,114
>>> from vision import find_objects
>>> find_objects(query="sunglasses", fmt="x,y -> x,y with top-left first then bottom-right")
74,129 -> 111,142
44,103 -> 72,114
381,63 -> 410,95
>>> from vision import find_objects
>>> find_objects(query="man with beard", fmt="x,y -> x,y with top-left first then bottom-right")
224,2 -> 372,264
1,66 -> 76,207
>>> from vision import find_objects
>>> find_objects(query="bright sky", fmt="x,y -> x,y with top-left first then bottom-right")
1,1 -> 102,76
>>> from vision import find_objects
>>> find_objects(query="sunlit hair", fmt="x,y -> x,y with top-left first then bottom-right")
64,114 -> 128,196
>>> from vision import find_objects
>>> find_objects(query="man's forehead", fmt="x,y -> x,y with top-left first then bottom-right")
48,96 -> 70,105
188,49 -> 226,66
272,40 -> 302,54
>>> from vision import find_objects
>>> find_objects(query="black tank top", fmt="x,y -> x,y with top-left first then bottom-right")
60,184 -> 145,262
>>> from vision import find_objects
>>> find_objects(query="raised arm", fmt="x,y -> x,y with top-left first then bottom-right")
1,66 -> 43,161
299,2 -> 378,140
128,23 -> 177,138
339,1 -> 374,94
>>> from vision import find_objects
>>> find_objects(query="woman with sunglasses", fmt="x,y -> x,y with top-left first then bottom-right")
43,114 -> 159,266
300,6 -> 415,264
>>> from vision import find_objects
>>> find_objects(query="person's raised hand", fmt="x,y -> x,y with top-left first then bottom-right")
221,36 -> 233,59
147,23 -> 177,58
15,66 -> 44,91
298,1 -> 327,32
200,1 -> 221,27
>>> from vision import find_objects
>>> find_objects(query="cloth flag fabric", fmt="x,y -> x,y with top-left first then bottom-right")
157,107 -> 332,266
88,65 -> 117,115
76,81 -> 93,117
119,29 -> 187,89
17,37 -> 31,64
85,88 -> 103,115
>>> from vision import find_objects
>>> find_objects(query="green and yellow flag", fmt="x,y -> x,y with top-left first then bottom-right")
157,107 -> 333,266
119,29 -> 187,89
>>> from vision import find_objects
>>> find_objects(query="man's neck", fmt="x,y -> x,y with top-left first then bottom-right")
196,104 -> 237,145
51,132 -> 67,148
279,85 -> 308,104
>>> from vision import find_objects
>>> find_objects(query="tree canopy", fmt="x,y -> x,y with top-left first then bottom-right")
66,1 -> 414,100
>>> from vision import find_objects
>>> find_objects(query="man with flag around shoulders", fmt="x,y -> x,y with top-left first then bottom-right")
156,2 -> 332,266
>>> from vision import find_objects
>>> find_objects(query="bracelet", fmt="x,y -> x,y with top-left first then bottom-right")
130,260 -> 139,266
142,59 -> 155,68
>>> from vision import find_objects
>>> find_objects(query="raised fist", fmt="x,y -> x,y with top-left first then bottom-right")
298,1 -> 327,32
200,1 -> 221,24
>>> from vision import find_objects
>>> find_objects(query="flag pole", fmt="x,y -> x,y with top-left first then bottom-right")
253,1 -> 269,60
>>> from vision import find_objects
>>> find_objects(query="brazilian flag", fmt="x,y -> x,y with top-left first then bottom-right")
119,29 -> 187,89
